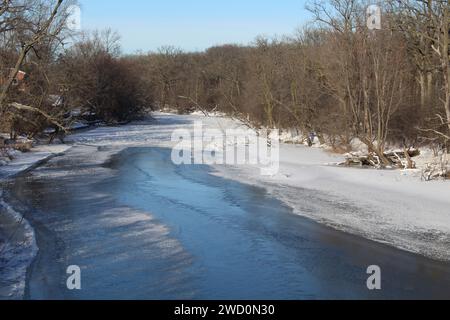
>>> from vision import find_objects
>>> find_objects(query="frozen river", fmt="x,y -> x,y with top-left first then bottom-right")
3,146 -> 450,299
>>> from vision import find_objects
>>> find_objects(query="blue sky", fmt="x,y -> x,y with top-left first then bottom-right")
77,0 -> 312,53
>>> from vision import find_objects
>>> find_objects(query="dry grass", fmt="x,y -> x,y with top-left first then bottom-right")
12,141 -> 32,152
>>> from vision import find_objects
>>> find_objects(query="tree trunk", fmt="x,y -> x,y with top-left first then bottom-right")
442,4 -> 450,134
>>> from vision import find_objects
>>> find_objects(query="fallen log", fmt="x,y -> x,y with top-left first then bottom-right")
342,149 -> 420,169
384,149 -> 420,159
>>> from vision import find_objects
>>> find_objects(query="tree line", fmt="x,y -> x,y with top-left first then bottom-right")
129,0 -> 450,163
1,0 -> 449,163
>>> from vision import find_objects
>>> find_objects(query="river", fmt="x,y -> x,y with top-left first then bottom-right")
4,146 -> 450,299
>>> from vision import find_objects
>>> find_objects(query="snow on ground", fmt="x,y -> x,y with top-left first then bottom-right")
0,143 -> 72,299
0,190 -> 37,300
190,116 -> 450,261
214,144 -> 450,261
0,144 -> 72,179
183,114 -> 450,261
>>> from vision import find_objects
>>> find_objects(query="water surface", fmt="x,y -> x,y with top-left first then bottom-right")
7,147 -> 450,299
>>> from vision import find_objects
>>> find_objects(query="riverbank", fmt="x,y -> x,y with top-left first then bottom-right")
0,144 -> 72,299
1,112 -> 450,298
190,115 -> 450,261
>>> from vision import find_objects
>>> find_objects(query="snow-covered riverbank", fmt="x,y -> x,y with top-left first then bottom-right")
0,144 -> 72,179
200,116 -> 450,261
1,112 -> 450,299
0,190 -> 37,299
0,144 -> 71,299
214,146 -> 450,261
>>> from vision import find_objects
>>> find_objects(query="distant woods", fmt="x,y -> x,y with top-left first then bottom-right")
1,0 -> 450,155
129,0 -> 450,157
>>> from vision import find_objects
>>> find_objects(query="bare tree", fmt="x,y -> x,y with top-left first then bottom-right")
390,0 -> 450,143
0,0 -> 70,134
